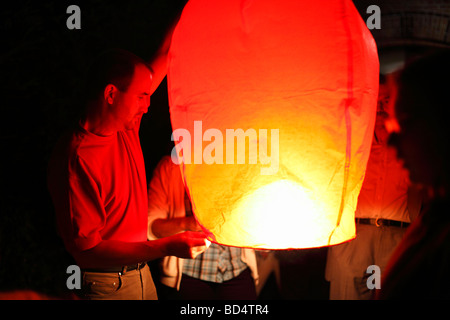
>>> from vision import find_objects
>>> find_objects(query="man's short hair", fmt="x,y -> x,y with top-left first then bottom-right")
84,48 -> 151,101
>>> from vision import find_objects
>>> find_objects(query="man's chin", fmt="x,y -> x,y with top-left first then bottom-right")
125,118 -> 141,130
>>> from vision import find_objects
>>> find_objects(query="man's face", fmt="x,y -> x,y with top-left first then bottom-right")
373,83 -> 391,144
376,84 -> 390,120
112,64 -> 152,131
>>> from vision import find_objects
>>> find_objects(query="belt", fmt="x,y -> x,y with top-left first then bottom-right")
83,262 -> 146,274
356,218 -> 410,228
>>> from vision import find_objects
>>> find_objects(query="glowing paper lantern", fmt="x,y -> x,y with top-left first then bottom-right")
167,0 -> 379,249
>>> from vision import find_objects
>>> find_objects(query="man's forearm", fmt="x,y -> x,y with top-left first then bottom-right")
73,239 -> 167,269
151,216 -> 197,238
149,0 -> 188,94
73,231 -> 207,269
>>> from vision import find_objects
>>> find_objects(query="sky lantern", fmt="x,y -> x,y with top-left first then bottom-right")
167,0 -> 379,249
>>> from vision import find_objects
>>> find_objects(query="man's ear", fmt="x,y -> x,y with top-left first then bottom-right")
104,84 -> 118,105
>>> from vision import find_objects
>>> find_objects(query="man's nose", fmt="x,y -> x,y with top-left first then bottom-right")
141,96 -> 151,113
384,115 -> 400,134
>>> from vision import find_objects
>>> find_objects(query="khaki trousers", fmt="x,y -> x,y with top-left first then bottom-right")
325,223 -> 407,300
81,264 -> 158,300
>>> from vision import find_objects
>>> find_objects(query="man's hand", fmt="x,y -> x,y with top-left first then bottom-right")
74,231 -> 210,268
164,231 -> 210,259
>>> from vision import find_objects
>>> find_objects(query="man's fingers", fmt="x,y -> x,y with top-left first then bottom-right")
190,245 -> 206,259
189,238 -> 211,259
189,231 -> 207,238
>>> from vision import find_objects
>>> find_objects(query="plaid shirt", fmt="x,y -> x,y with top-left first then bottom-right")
182,243 -> 248,283
182,190 -> 248,283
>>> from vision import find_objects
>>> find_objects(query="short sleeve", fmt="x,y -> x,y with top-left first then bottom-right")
68,155 -> 105,251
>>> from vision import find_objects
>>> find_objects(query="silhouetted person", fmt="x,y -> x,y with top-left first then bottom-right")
379,50 -> 450,299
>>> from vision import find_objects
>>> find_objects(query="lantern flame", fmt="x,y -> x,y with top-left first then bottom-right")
238,180 -> 330,248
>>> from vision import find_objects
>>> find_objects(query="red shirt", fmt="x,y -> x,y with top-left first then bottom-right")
356,142 -> 412,222
47,124 -> 148,260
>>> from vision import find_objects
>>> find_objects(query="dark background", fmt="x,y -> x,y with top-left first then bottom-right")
1,0 -> 450,299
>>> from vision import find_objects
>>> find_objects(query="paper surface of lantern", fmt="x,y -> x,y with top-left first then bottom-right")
167,0 -> 379,249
